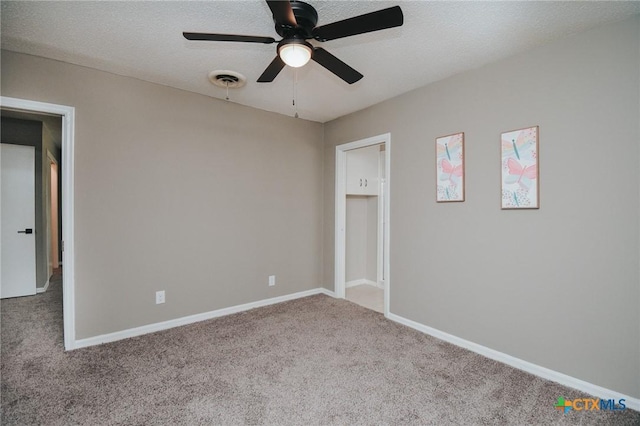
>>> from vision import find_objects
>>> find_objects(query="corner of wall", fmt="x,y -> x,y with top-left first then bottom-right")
319,122 -> 327,290
637,13 -> 640,399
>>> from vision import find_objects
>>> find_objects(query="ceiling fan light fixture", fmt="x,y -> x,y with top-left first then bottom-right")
278,40 -> 313,68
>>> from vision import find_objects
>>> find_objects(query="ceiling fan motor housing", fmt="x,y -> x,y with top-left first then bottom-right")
275,1 -> 318,39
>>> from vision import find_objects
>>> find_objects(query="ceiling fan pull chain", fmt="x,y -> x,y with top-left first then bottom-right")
294,68 -> 299,119
225,81 -> 230,101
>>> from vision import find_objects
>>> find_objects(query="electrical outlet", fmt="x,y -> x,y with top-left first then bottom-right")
156,290 -> 165,304
268,275 -> 276,287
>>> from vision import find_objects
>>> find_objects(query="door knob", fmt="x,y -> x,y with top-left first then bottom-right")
17,228 -> 33,234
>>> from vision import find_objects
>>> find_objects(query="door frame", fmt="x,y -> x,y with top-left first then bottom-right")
1,96 -> 76,350
377,150 -> 385,288
335,133 -> 391,316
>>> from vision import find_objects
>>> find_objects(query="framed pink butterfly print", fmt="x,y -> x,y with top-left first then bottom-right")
436,132 -> 465,202
501,126 -> 539,209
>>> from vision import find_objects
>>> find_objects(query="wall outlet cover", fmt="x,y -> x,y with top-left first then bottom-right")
156,290 -> 165,304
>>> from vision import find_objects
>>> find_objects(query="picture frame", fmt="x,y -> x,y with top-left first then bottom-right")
501,126 -> 539,209
436,132 -> 465,202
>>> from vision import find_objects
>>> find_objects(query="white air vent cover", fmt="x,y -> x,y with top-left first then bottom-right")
208,70 -> 246,88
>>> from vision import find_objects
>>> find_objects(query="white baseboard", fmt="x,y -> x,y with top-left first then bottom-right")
36,279 -> 50,294
346,279 -> 381,289
318,288 -> 336,298
387,312 -> 640,411
74,287 -> 332,350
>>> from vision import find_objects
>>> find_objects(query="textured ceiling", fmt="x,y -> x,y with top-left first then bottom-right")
2,1 -> 639,123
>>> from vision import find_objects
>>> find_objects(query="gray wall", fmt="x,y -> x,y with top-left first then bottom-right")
345,196 -> 367,282
365,196 -> 377,282
1,50 -> 324,339
323,17 -> 640,398
345,195 -> 378,283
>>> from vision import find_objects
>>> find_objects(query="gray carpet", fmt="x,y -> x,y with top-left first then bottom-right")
2,273 -> 639,425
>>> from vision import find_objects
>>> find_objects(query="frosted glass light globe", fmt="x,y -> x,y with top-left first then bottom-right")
279,43 -> 312,68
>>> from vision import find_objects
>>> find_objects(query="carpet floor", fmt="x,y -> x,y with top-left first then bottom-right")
2,274 -> 639,425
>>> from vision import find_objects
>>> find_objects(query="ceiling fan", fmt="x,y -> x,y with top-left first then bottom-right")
183,0 -> 403,84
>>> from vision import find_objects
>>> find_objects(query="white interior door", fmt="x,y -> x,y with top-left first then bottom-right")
1,143 -> 37,299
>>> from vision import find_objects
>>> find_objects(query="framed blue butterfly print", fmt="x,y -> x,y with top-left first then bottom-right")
501,126 -> 539,209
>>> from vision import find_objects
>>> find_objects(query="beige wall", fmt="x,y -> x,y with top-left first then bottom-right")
1,50 -> 324,339
345,196 -> 366,282
345,195 -> 378,283
365,196 -> 378,282
324,17 -> 640,398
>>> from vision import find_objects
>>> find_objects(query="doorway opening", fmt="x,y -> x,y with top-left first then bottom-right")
0,96 -> 76,350
1,111 -> 61,295
335,133 -> 391,316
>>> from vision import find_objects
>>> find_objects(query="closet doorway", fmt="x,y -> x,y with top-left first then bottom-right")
335,133 -> 391,316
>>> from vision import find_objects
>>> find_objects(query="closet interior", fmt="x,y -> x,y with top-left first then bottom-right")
344,143 -> 385,313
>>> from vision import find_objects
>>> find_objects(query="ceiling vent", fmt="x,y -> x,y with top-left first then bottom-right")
208,70 -> 246,88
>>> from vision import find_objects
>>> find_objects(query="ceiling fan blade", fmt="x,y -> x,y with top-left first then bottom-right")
311,48 -> 363,84
312,6 -> 403,42
266,0 -> 297,27
183,32 -> 276,44
257,56 -> 286,82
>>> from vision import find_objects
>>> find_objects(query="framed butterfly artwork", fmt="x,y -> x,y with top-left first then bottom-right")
436,132 -> 465,202
501,126 -> 539,209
